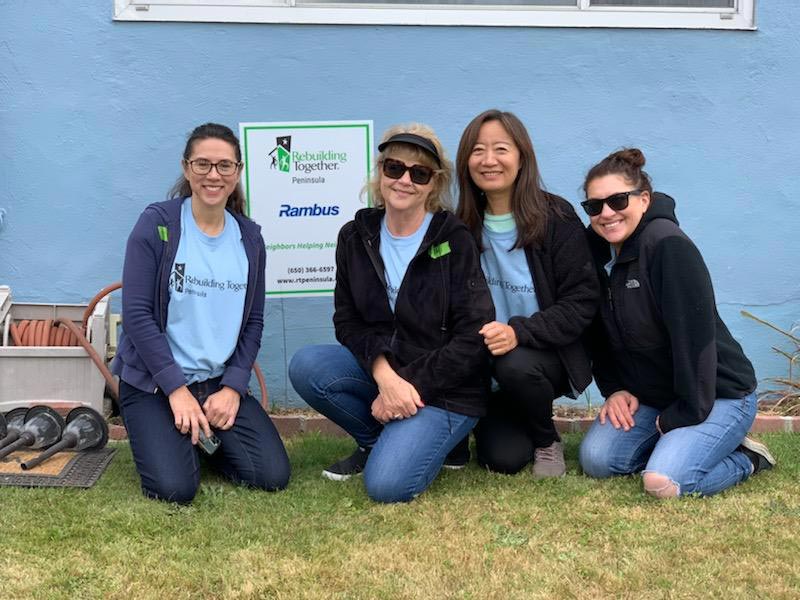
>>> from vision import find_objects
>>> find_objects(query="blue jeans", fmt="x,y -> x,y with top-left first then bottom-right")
579,392 -> 757,497
289,344 -> 477,503
120,378 -> 290,503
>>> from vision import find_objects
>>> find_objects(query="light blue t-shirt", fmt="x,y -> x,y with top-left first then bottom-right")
380,212 -> 434,311
481,212 -> 540,325
166,199 -> 248,384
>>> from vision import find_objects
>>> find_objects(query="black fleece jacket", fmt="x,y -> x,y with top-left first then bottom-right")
587,192 -> 756,433
333,208 -> 495,417
505,194 -> 600,394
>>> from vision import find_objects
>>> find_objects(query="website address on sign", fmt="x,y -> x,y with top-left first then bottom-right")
276,276 -> 335,286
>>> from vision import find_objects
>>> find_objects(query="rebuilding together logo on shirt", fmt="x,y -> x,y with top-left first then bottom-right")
170,263 -> 247,298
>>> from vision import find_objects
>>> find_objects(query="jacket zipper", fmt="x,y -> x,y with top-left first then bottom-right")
155,224 -> 173,393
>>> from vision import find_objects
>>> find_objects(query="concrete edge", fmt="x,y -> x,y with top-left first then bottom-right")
106,413 -> 798,441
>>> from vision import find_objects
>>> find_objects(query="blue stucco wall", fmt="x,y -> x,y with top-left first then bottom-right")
2,0 -> 798,407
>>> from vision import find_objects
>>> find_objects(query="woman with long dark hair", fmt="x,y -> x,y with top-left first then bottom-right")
113,123 -> 290,503
454,110 -> 599,477
578,148 -> 774,497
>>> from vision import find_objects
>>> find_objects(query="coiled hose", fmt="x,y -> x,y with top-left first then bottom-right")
5,282 -> 270,411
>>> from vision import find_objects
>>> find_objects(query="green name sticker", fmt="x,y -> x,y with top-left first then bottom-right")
429,241 -> 451,259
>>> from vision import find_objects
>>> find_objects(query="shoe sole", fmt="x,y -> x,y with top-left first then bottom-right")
532,470 -> 566,479
740,437 -> 776,466
322,469 -> 361,482
442,463 -> 467,471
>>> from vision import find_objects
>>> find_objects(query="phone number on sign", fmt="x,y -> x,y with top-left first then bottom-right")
287,266 -> 335,274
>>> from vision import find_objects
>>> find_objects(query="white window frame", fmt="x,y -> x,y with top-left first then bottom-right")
113,0 -> 756,29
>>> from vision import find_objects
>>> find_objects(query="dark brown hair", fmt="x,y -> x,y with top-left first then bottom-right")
456,109 -> 562,249
168,123 -> 246,214
583,148 -> 653,198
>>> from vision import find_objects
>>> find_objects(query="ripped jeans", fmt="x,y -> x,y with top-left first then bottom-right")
579,392 -> 756,497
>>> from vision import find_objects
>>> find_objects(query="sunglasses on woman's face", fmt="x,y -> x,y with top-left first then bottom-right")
382,157 -> 435,185
581,189 -> 642,217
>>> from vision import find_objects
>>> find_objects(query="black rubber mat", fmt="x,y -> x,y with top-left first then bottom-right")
0,448 -> 116,488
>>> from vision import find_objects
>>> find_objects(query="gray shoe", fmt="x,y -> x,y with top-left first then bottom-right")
739,436 -> 776,475
533,441 -> 566,478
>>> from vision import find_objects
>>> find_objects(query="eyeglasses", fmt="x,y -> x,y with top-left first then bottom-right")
186,159 -> 241,176
382,157 -> 435,185
581,189 -> 642,217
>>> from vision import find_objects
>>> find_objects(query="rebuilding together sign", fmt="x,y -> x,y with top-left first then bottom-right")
240,121 -> 373,297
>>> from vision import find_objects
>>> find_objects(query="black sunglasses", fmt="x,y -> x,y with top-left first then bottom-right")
382,157 -> 435,185
581,189 -> 642,217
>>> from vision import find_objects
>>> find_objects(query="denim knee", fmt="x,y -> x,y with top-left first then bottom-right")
364,471 -> 417,504
238,456 -> 291,492
642,471 -> 680,499
288,346 -> 323,398
289,345 -> 352,412
579,437 -> 615,479
238,468 -> 290,492
143,473 -> 199,504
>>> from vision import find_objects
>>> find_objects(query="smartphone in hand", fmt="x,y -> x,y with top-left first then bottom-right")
197,429 -> 221,456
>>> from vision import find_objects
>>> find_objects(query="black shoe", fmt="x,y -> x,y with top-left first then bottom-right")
322,446 -> 371,481
443,436 -> 470,470
739,436 -> 776,475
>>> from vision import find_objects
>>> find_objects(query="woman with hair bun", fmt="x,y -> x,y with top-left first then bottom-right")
454,109 -> 600,478
113,123 -> 290,503
289,123 -> 494,503
578,148 -> 775,498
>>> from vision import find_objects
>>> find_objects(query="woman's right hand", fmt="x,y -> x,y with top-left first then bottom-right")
479,321 -> 519,356
168,385 -> 211,445
599,390 -> 640,431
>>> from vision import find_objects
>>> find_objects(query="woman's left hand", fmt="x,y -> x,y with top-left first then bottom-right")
203,386 -> 241,430
479,321 -> 518,356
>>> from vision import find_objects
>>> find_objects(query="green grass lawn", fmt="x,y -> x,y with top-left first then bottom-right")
1,434 -> 798,599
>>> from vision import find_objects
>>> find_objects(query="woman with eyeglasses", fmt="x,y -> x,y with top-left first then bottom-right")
454,109 -> 600,477
113,123 -> 290,503
289,124 -> 494,503
578,148 -> 774,498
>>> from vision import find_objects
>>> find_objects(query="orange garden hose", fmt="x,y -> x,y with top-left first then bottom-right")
6,283 -> 270,412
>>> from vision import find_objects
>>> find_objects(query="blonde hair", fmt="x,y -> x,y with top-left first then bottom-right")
365,123 -> 453,212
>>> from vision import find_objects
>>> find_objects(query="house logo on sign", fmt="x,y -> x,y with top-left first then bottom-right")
268,136 -> 292,173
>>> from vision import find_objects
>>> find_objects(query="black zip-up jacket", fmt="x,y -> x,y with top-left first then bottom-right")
333,208 -> 495,417
587,192 -> 756,433
505,194 -> 600,394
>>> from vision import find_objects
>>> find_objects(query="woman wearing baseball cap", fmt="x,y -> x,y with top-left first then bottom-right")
290,123 -> 494,503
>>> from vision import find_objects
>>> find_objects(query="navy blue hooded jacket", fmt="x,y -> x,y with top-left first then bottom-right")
112,197 -> 265,398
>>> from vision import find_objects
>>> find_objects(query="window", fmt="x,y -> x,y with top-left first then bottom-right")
113,0 -> 755,29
